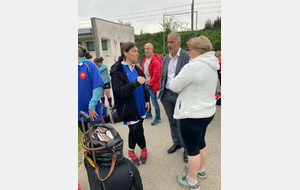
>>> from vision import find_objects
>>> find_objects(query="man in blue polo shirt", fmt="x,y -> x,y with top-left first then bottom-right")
78,45 -> 104,132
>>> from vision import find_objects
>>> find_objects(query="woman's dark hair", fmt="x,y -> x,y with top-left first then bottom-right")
119,42 -> 137,62
78,45 -> 92,59
93,56 -> 104,64
117,55 -> 122,61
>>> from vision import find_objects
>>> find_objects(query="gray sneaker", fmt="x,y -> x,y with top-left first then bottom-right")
177,175 -> 200,190
185,164 -> 207,179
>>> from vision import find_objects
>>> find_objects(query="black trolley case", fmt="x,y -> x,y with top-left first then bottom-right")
79,111 -> 143,190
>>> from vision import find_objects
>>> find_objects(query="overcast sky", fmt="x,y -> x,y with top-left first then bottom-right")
78,0 -> 221,34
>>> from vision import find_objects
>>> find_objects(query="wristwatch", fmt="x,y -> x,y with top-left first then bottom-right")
133,79 -> 141,87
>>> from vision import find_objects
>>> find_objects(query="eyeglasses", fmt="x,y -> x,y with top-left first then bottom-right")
186,47 -> 197,52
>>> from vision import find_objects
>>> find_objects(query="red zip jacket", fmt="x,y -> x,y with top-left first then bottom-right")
141,53 -> 161,93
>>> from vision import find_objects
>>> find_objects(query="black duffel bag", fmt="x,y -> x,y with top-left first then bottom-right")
81,124 -> 124,167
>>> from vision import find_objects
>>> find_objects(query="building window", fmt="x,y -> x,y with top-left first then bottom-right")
87,42 -> 95,51
102,40 -> 108,50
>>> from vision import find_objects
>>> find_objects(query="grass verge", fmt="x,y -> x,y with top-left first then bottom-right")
78,128 -> 83,167
78,128 -> 83,152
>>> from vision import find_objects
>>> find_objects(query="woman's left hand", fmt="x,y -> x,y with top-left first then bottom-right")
145,102 -> 150,112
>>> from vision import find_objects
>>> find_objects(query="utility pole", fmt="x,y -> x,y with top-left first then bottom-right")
191,0 -> 194,31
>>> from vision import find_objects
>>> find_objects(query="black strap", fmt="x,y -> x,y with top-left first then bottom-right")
121,163 -> 136,190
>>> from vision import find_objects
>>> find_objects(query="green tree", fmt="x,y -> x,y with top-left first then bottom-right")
134,16 -> 221,60
118,20 -> 132,26
159,16 -> 190,34
213,16 -> 221,29
204,19 -> 213,30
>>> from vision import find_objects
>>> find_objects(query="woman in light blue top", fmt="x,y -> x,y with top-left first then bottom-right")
94,57 -> 113,108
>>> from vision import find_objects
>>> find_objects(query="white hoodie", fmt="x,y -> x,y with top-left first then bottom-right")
169,51 -> 219,119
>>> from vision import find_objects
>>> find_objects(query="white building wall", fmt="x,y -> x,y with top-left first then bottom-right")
92,18 -> 135,70
78,38 -> 96,61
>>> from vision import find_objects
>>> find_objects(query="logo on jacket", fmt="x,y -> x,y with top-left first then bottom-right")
80,72 -> 86,79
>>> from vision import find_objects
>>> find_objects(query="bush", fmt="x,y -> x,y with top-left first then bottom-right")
135,17 -> 221,56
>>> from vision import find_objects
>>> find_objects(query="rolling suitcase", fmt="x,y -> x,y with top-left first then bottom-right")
84,153 -> 143,190
79,111 -> 143,190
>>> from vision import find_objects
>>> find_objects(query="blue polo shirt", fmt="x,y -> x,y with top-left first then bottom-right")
121,62 -> 146,125
78,60 -> 104,121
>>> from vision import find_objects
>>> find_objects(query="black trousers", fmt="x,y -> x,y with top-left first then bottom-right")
128,119 -> 146,150
160,89 -> 185,148
217,70 -> 221,86
179,115 -> 214,156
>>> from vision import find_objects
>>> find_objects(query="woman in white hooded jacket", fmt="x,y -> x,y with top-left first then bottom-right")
170,35 -> 219,190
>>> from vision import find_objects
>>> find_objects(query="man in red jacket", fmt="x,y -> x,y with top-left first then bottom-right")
142,43 -> 162,125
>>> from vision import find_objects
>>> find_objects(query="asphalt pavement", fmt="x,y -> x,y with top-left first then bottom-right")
78,82 -> 221,190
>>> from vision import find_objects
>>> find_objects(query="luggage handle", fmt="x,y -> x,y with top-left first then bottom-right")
79,111 -> 96,164
79,111 -> 90,122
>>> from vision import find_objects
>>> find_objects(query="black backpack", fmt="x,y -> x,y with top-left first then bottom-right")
103,114 -> 112,123
111,107 -> 122,123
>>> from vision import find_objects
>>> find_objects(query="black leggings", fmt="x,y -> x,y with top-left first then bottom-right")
128,119 -> 146,150
180,115 -> 214,156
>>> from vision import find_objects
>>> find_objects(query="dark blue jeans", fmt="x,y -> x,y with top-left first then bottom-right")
146,84 -> 161,119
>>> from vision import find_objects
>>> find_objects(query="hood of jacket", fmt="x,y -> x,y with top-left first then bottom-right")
190,51 -> 219,71
110,60 -> 124,77
142,53 -> 160,64
151,53 -> 160,61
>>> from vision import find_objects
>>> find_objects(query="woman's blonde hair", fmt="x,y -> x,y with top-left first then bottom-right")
187,35 -> 213,54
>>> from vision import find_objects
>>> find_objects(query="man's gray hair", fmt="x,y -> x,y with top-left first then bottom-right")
169,32 -> 181,41
145,43 -> 153,49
